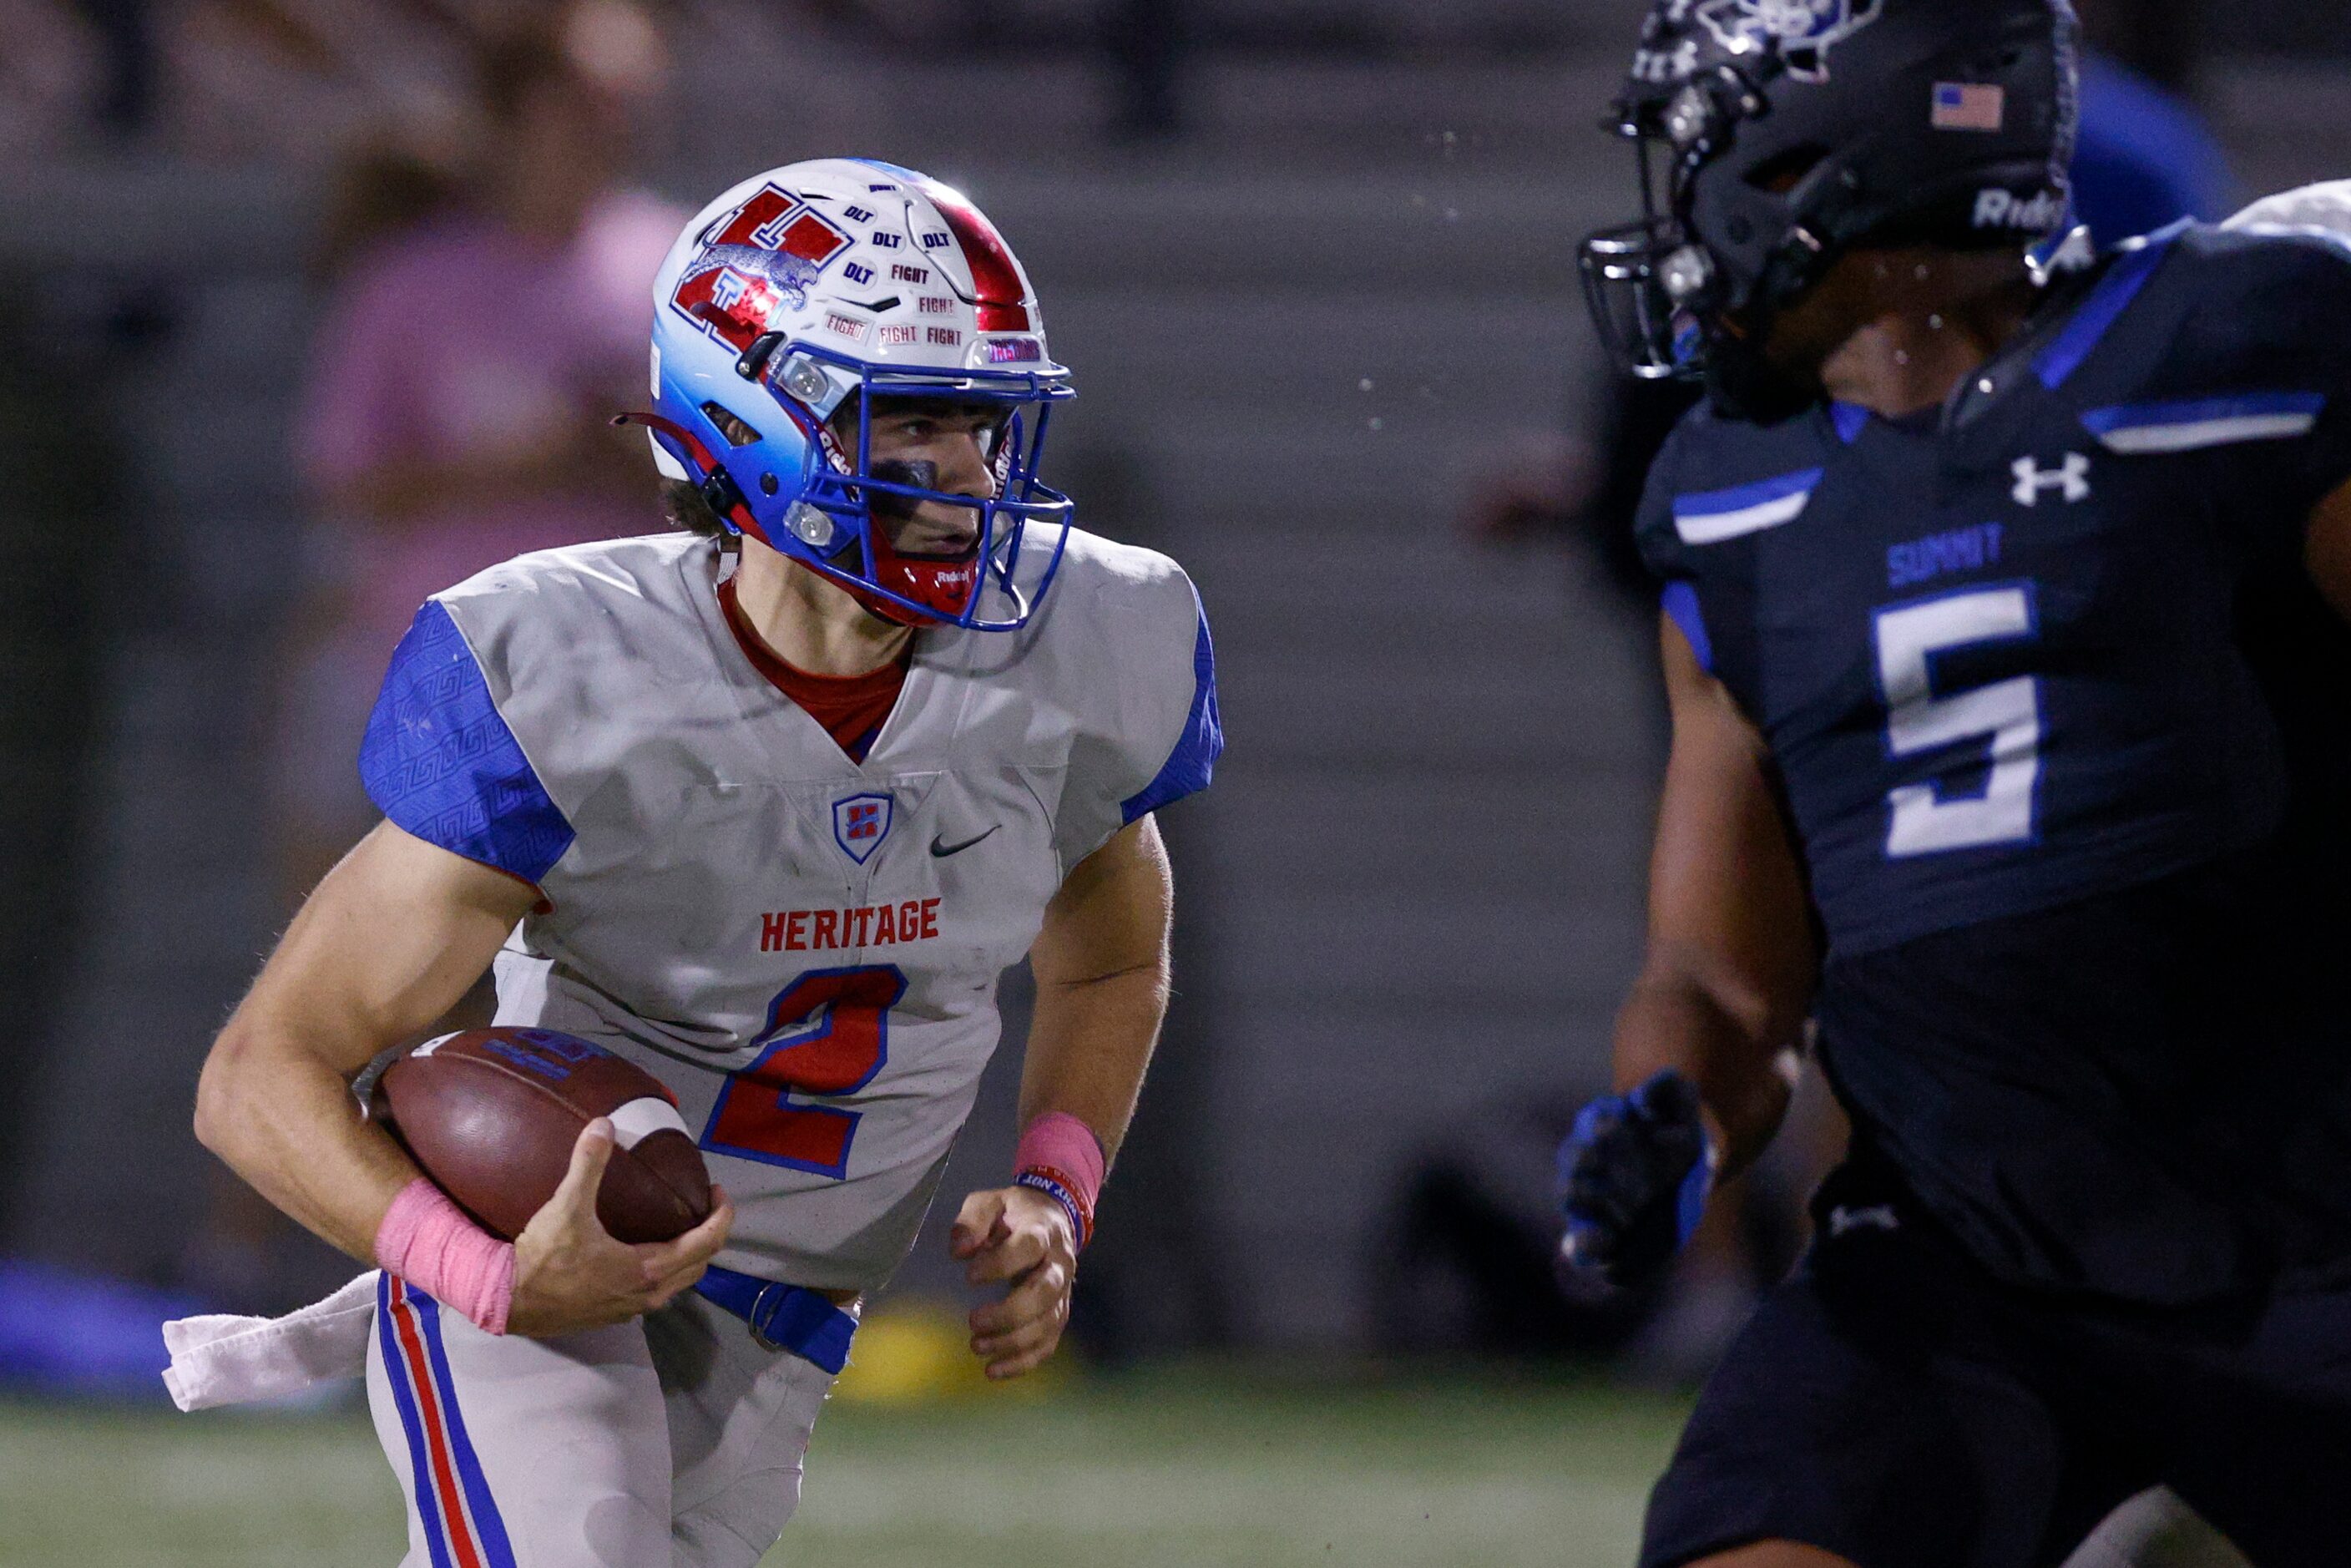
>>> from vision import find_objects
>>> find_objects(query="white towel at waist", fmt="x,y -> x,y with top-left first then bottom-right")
161,1270 -> 380,1412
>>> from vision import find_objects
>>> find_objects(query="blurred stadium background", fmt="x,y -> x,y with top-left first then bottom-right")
1,1 -> 2347,1563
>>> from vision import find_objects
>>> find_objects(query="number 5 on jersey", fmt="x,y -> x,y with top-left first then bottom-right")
700,965 -> 908,1179
1872,584 -> 2041,857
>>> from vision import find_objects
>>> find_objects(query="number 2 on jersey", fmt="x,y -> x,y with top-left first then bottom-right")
1872,584 -> 2042,858
700,965 -> 908,1179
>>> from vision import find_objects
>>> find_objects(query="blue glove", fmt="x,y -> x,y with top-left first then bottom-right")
1556,1070 -> 1716,1287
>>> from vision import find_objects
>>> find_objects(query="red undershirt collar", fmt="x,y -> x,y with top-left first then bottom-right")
715,577 -> 911,761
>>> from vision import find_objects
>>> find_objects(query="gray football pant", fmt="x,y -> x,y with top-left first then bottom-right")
366,1276 -> 837,1567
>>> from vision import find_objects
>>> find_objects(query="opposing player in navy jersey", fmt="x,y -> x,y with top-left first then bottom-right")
1560,3 -> 2351,1565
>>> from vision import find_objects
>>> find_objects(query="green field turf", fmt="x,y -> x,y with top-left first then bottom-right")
0,1367 -> 1688,1567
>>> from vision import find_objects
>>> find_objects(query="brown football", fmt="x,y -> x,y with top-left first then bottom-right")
370,1028 -> 714,1244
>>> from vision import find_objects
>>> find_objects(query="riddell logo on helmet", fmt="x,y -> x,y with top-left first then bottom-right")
1974,189 -> 2064,231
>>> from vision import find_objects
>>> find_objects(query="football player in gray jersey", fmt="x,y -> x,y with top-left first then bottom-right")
190,159 -> 1221,1567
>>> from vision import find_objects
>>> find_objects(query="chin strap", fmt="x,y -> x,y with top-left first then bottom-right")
613,411 -> 760,534
618,411 -> 1000,630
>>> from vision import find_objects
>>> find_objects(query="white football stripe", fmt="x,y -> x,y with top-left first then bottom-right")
608,1095 -> 691,1150
1673,488 -> 1813,545
2094,412 -> 2318,453
411,1033 -> 458,1058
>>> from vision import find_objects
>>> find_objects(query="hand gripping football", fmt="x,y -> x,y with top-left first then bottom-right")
370,1028 -> 714,1243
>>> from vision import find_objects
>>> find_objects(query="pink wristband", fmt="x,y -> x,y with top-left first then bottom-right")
1014,1112 -> 1105,1243
374,1178 -> 516,1336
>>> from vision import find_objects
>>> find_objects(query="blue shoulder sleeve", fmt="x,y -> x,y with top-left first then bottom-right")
1120,593 -> 1223,823
359,601 -> 576,885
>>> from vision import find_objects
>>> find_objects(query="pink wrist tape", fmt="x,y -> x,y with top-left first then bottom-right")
375,1178 -> 516,1335
1014,1113 -> 1105,1247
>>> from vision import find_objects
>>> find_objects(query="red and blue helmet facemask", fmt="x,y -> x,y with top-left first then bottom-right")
635,339 -> 1075,631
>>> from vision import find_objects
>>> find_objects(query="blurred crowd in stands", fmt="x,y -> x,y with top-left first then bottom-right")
0,0 -> 1196,164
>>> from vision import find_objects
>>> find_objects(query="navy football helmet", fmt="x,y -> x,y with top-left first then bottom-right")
1581,0 -> 2079,410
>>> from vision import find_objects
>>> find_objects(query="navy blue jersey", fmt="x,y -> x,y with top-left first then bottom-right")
1637,221 -> 2351,1302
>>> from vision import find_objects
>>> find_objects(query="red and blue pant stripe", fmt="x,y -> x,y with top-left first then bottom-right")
377,1272 -> 517,1568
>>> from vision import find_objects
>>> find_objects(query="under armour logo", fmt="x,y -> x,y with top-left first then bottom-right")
1826,1203 -> 1899,1238
2011,453 -> 2091,507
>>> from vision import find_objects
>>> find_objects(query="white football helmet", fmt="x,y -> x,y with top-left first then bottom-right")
639,158 -> 1074,630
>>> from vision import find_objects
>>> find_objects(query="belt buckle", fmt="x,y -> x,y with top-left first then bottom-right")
746,1279 -> 791,1353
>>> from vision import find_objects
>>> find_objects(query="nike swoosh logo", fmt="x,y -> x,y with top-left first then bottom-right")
929,826 -> 1000,858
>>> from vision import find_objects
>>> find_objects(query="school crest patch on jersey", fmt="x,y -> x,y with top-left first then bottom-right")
1696,0 -> 1881,82
832,793 -> 894,864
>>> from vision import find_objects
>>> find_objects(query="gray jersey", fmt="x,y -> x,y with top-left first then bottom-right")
359,527 -> 1219,1291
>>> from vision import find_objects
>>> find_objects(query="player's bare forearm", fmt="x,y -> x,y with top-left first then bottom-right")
2303,474 -> 2351,622
1624,614 -> 1820,1179
199,1028 -> 418,1262
1613,963 -> 1802,1180
1019,814 -> 1176,1161
195,821 -> 535,1261
947,818 -> 1172,1379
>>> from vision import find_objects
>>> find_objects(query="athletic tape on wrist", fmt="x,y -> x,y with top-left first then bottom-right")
374,1178 -> 516,1335
1014,1112 -> 1104,1249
